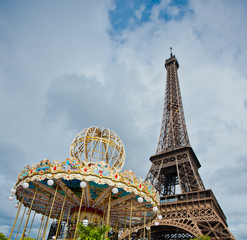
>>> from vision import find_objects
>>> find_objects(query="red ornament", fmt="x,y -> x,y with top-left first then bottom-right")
84,168 -> 87,172
54,166 -> 57,171
99,170 -> 103,174
30,170 -> 33,174
139,184 -> 142,188
115,174 -> 118,179
68,170 -> 70,173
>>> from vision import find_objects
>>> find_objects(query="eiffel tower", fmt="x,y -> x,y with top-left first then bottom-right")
145,51 -> 235,240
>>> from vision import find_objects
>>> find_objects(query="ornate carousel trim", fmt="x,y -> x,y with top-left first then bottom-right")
16,158 -> 159,206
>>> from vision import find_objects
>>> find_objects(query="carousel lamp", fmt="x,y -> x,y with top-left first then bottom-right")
52,236 -> 56,239
112,187 -> 118,194
153,206 -> 158,212
22,182 -> 29,189
137,197 -> 143,203
11,188 -> 16,194
146,226 -> 150,230
14,203 -> 19,208
47,179 -> 54,186
134,229 -> 138,232
155,221 -> 159,226
8,196 -> 14,201
157,214 -> 162,220
80,181 -> 86,188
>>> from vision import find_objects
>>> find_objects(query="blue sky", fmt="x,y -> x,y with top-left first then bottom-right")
109,0 -> 191,35
0,0 -> 247,239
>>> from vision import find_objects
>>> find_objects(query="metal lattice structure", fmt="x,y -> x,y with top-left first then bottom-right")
156,53 -> 190,154
145,52 -> 236,240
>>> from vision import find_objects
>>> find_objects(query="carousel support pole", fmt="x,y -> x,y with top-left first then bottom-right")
21,188 -> 37,240
37,203 -> 49,240
106,192 -> 111,226
143,211 -> 146,240
40,215 -> 49,240
73,188 -> 85,240
102,200 -> 106,226
63,202 -> 72,240
8,192 -> 26,240
115,215 -> 118,231
27,211 -> 36,238
36,215 -> 44,240
58,200 -> 67,237
93,208 -> 97,225
114,214 -> 118,239
124,209 -> 127,240
55,194 -> 67,239
14,207 -> 27,240
42,185 -> 58,240
128,199 -> 133,240
105,192 -> 112,238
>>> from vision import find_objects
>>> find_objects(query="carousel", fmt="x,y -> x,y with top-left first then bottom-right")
8,126 -> 162,240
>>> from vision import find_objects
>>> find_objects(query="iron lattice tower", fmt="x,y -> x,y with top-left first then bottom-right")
145,52 -> 235,240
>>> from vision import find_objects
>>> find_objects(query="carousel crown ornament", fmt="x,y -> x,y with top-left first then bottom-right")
8,126 -> 160,240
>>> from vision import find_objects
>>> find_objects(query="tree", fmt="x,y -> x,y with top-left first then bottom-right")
0,233 -> 7,240
191,236 -> 211,240
76,223 -> 111,240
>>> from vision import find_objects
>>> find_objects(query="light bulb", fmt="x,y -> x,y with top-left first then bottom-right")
23,182 -> 29,189
8,196 -> 14,201
137,197 -> 143,203
80,181 -> 86,188
157,214 -> 162,220
11,188 -> 16,194
47,179 -> 54,186
153,206 -> 158,212
112,187 -> 118,194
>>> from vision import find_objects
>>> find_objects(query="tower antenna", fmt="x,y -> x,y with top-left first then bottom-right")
170,47 -> 173,57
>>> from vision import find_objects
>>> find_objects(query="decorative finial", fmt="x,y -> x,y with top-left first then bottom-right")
170,47 -> 173,57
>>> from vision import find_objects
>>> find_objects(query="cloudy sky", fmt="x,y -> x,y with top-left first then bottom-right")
1,0 -> 247,239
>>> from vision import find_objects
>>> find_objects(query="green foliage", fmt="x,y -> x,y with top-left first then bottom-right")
76,223 -> 111,240
191,236 -> 211,240
0,233 -> 8,240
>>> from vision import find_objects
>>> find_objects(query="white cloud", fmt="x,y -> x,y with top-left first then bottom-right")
0,225 -> 10,236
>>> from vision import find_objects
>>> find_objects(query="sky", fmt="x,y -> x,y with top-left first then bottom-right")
0,0 -> 247,239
